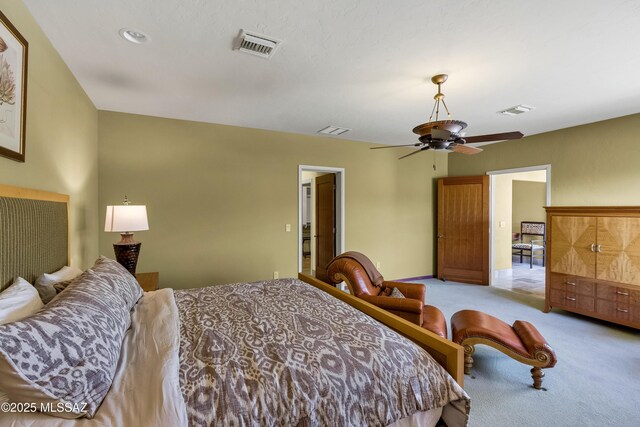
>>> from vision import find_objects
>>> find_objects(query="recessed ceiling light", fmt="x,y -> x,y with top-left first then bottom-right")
119,28 -> 150,44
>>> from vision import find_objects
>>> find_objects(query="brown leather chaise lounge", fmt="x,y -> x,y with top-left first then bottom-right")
327,252 -> 448,338
451,310 -> 557,389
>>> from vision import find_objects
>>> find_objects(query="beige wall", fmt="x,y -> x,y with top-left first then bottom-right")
510,170 -> 546,183
492,171 -> 547,270
0,0 -> 98,269
98,111 -> 448,289
493,174 -> 513,270
448,113 -> 640,206
512,180 -> 546,234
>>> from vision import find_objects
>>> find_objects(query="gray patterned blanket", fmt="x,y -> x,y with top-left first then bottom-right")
174,278 -> 470,427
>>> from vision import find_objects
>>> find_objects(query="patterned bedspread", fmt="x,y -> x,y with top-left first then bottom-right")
174,278 -> 469,427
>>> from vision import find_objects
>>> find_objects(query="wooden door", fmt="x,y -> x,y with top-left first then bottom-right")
549,216 -> 597,277
437,176 -> 489,285
315,173 -> 336,282
596,217 -> 640,286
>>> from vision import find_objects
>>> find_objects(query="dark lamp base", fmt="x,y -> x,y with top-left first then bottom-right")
113,233 -> 141,275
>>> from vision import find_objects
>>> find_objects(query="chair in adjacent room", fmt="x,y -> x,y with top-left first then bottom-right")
326,252 -> 448,338
512,221 -> 546,268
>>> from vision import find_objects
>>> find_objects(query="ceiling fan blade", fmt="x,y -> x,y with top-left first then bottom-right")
399,147 -> 430,160
431,128 -> 451,140
450,144 -> 483,155
463,131 -> 523,144
370,143 -> 422,150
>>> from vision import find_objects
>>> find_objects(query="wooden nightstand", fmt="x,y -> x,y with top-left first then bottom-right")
136,272 -> 159,292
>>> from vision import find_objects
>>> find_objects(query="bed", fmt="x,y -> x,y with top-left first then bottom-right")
0,184 -> 470,426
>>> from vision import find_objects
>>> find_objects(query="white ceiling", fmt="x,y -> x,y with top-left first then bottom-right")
24,0 -> 640,146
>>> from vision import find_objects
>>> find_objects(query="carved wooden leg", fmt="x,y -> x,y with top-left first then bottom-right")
531,367 -> 544,389
463,344 -> 475,375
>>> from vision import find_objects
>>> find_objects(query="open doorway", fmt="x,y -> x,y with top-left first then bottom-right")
487,165 -> 550,296
298,166 -> 345,281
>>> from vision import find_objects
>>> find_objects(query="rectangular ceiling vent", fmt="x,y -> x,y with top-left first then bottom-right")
318,126 -> 351,136
236,30 -> 281,59
498,104 -> 535,116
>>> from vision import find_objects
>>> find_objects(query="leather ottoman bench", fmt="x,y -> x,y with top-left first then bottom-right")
451,310 -> 557,389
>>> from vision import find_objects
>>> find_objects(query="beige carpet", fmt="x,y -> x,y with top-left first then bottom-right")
415,279 -> 639,427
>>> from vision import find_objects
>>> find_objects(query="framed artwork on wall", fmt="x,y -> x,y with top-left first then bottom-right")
0,10 -> 28,163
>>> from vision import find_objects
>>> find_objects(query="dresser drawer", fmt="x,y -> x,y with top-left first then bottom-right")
596,282 -> 634,303
575,278 -> 596,296
632,304 -> 640,325
550,289 -> 595,311
549,273 -> 578,291
568,292 -> 595,312
549,273 -> 571,291
596,299 -> 631,321
549,289 -> 567,306
550,273 -> 595,296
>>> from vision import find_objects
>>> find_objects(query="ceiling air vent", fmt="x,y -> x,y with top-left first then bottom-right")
318,126 -> 351,136
498,104 -> 535,116
235,30 -> 281,59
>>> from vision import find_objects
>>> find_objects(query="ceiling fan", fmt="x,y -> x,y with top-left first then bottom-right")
372,74 -> 524,159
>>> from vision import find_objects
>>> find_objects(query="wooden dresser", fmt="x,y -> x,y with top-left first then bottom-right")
544,207 -> 640,329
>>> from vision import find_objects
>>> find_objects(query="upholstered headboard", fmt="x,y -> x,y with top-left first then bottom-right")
0,184 -> 69,291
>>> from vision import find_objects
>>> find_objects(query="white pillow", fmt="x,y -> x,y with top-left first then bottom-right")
0,278 -> 44,325
35,266 -> 83,304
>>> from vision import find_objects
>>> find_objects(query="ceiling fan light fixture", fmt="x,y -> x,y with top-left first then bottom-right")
371,73 -> 523,159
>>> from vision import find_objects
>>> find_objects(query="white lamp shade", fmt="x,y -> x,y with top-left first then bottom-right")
105,205 -> 149,232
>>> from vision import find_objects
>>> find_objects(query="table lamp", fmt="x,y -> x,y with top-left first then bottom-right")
104,196 -> 149,275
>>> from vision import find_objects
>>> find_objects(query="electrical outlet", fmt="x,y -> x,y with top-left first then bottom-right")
285,224 -> 291,232
273,271 -> 279,279
376,261 -> 381,269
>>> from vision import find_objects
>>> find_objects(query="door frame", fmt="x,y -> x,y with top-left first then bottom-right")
486,164 -> 551,285
297,165 -> 345,273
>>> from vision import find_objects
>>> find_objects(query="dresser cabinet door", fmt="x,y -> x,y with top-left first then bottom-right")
550,216 -> 597,277
596,217 -> 640,286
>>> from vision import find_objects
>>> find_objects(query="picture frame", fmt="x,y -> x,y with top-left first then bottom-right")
0,10 -> 28,163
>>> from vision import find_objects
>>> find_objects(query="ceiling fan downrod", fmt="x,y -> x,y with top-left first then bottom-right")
429,74 -> 451,122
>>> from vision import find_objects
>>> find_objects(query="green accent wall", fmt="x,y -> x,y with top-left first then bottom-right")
0,0 -> 99,269
448,113 -> 640,206
98,111 -> 448,289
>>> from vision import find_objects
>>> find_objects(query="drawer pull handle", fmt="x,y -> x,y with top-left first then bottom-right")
616,308 -> 629,313
566,281 -> 576,286
616,291 -> 629,296
566,296 -> 576,301
590,243 -> 596,252
596,244 -> 602,253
